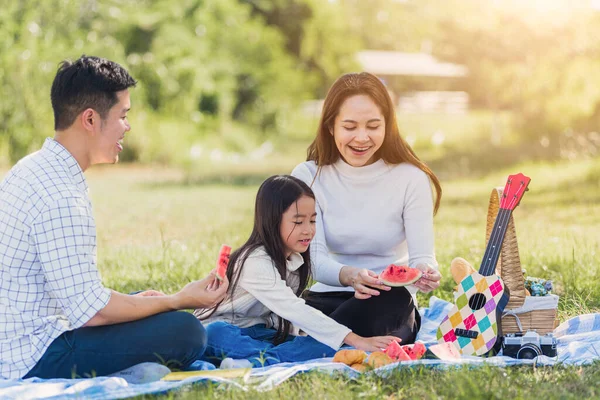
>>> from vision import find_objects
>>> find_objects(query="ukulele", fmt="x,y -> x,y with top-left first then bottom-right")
436,173 -> 531,356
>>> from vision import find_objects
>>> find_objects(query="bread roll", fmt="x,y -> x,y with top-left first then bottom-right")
333,349 -> 368,366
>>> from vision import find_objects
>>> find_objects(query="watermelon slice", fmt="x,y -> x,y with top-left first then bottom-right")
379,264 -> 422,287
384,341 -> 411,361
424,342 -> 461,360
215,244 -> 232,281
401,342 -> 426,360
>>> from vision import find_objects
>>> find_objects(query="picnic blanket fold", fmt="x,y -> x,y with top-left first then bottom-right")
2,296 -> 600,399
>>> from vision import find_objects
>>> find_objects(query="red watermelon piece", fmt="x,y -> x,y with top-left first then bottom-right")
216,244 -> 231,281
424,342 -> 461,360
402,342 -> 426,360
379,264 -> 422,287
384,341 -> 411,361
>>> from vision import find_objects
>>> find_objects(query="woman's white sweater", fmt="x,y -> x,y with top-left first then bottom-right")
291,158 -> 438,300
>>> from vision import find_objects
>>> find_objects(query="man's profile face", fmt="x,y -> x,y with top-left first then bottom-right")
91,90 -> 131,165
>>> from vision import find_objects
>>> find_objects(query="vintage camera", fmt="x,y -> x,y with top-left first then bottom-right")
501,331 -> 558,359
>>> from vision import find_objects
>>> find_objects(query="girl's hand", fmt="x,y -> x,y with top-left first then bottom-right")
344,332 -> 400,352
413,263 -> 442,293
351,268 -> 391,300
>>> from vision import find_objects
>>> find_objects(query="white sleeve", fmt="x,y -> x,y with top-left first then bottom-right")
403,170 -> 438,270
238,254 -> 351,350
32,197 -> 111,328
291,163 -> 345,286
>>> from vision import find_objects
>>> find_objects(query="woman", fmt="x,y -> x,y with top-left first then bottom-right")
291,72 -> 442,344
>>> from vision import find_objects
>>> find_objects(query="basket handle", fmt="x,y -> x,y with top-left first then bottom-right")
486,187 -> 527,309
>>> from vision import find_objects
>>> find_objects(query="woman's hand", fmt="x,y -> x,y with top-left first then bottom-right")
344,332 -> 400,352
413,263 -> 442,293
340,266 -> 391,300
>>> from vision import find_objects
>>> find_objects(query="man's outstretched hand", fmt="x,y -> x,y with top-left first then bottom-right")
172,271 -> 229,309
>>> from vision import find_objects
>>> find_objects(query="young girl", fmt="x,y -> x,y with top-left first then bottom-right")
195,175 -> 399,367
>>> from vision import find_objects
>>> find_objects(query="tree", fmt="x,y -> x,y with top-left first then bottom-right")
0,0 -> 360,162
0,0 -> 129,162
436,0 -> 600,151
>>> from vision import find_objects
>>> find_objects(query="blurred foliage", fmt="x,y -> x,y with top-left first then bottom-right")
435,0 -> 600,155
337,0 -> 600,158
0,0 -> 356,163
2,0 -> 600,164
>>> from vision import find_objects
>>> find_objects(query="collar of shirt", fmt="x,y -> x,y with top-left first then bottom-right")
286,252 -> 304,272
332,157 -> 389,180
42,137 -> 89,194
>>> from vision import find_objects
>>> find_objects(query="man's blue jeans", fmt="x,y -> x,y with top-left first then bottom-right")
23,311 -> 206,379
201,321 -> 337,367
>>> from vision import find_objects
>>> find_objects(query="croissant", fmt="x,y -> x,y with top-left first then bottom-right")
350,363 -> 367,372
333,349 -> 368,366
366,351 -> 393,368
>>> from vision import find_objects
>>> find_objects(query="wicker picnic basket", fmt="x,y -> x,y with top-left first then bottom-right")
485,187 -> 559,335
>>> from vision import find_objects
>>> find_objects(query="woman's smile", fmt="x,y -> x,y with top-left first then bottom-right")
348,144 -> 373,156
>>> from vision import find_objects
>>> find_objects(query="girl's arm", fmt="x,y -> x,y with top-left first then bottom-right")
239,253 -> 398,351
240,253 -> 349,349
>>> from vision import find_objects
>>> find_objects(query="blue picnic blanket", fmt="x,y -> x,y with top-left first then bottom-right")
2,296 -> 600,399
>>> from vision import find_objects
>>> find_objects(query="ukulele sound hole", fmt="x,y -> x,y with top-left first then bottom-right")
468,293 -> 487,311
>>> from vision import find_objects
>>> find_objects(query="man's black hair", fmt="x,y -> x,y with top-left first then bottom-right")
51,55 -> 137,130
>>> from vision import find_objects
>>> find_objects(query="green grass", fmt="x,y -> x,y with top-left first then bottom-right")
149,364 -> 600,399
72,153 -> 600,399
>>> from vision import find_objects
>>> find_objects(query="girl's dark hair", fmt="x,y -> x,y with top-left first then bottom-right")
199,175 -> 314,345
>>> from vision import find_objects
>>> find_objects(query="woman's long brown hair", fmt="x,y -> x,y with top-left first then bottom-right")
307,72 -> 442,214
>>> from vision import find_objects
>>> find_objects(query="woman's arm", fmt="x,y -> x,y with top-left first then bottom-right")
312,202 -> 390,297
403,169 -> 441,292
338,266 -> 391,299
291,163 -> 391,298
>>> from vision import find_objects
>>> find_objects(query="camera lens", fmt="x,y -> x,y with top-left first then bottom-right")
517,344 -> 542,359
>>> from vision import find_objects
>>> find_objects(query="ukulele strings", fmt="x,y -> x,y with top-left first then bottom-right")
474,207 -> 509,310
474,180 -> 523,311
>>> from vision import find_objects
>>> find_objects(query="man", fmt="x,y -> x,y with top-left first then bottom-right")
0,55 -> 228,380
